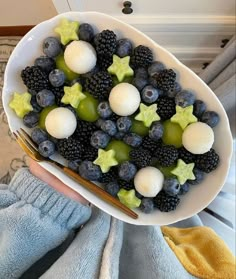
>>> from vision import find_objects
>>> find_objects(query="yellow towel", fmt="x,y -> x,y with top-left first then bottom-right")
161,226 -> 236,279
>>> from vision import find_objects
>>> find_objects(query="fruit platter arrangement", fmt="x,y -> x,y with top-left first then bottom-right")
3,12 -> 232,224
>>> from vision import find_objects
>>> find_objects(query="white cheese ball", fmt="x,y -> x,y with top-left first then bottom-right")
182,122 -> 214,154
45,107 -> 77,139
109,83 -> 141,116
134,167 -> 164,197
64,41 -> 97,74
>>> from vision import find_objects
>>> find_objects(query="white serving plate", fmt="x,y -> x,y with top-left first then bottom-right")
2,11 -> 233,225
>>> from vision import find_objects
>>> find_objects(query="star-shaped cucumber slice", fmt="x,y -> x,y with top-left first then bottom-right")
170,105 -> 197,130
61,83 -> 86,108
171,159 -> 195,185
108,55 -> 134,82
93,149 -> 118,173
135,103 -> 160,127
54,18 -> 79,45
118,189 -> 141,209
9,92 -> 33,118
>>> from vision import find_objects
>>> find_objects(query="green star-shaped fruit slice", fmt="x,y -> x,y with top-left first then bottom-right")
118,189 -> 141,209
9,92 -> 33,118
170,105 -> 197,130
108,55 -> 134,82
135,103 -> 160,127
61,83 -> 86,108
54,18 -> 79,45
171,159 -> 195,185
93,149 -> 118,173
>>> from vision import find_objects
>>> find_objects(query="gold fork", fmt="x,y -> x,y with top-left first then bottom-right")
13,128 -> 138,219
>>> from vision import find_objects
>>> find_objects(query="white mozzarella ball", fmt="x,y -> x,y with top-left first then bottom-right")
109,83 -> 141,116
64,41 -> 97,74
182,122 -> 214,154
45,107 -> 77,139
134,167 -> 164,197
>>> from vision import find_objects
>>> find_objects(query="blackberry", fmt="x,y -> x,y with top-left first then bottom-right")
97,55 -> 113,70
155,145 -> 178,167
195,149 -> 220,173
141,136 -> 162,152
178,147 -> 195,164
99,168 -> 118,183
94,30 -> 117,56
21,66 -> 50,92
130,148 -> 152,169
85,71 -> 113,100
157,97 -> 176,120
51,86 -> 64,105
83,146 -> 98,161
57,137 -> 85,161
73,120 -> 97,144
153,191 -> 180,212
130,45 -> 153,68
155,69 -> 176,91
118,179 -> 134,190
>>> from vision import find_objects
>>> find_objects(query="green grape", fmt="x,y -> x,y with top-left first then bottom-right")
39,105 -> 57,130
76,92 -> 99,122
162,120 -> 183,148
106,140 -> 132,163
158,165 -> 176,178
130,118 -> 149,136
55,53 -> 78,81
112,75 -> 133,86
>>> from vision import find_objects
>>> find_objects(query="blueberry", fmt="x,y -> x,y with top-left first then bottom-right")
188,168 -> 204,185
148,61 -> 165,77
166,82 -> 182,98
79,23 -> 94,42
38,140 -> 55,157
49,69 -> 65,87
175,90 -> 195,108
201,111 -> 219,128
95,118 -> 106,129
31,128 -> 48,144
179,183 -> 190,195
140,198 -> 154,214
114,131 -> 126,140
36,89 -> 55,107
116,116 -> 132,133
116,38 -> 132,58
141,85 -> 159,104
134,67 -> 148,79
123,133 -> 142,147
149,121 -> 164,141
97,101 -> 113,119
79,160 -> 102,181
23,111 -> 39,128
163,178 -> 180,196
193,100 -> 207,118
132,76 -> 148,91
118,161 -> 137,181
43,37 -> 62,58
101,120 -> 117,136
68,159 -> 82,172
30,95 -> 42,113
34,56 -> 55,74
90,130 -> 110,149
104,181 -> 120,196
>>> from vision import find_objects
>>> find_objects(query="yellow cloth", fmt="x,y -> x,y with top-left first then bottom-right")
161,226 -> 236,279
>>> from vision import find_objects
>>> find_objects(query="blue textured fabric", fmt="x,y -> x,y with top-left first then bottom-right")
0,168 -> 92,279
0,168 -> 197,279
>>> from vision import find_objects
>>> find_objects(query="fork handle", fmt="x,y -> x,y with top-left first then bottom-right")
62,167 -> 138,219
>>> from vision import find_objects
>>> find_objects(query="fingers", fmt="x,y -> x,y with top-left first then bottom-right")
29,159 -> 88,205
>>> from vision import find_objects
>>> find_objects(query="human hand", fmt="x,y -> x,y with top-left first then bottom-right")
29,159 -> 88,205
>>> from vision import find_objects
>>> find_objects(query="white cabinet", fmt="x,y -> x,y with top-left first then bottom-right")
52,0 -> 235,73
